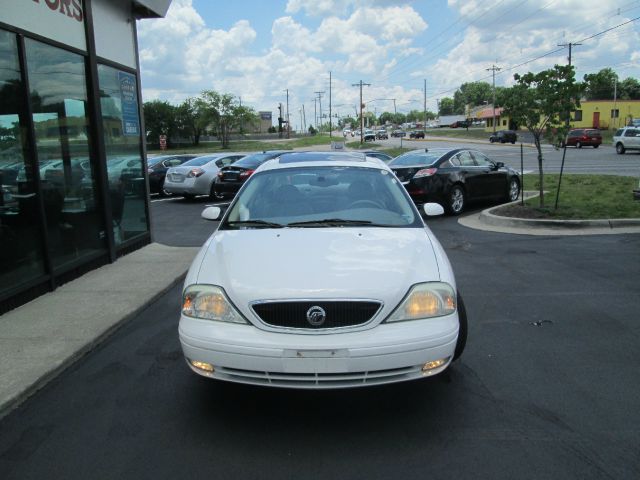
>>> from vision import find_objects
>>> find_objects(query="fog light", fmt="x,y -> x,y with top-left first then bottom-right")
421,357 -> 449,375
190,360 -> 215,373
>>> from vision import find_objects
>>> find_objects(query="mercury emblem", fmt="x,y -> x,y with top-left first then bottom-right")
306,306 -> 326,327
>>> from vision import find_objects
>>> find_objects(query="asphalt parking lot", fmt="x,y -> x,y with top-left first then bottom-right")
1,194 -> 637,480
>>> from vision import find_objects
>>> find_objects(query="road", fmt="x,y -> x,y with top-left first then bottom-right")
380,136 -> 640,177
0,194 -> 639,479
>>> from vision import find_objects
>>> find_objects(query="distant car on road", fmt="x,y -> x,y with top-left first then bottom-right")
389,148 -> 521,215
489,130 -> 517,144
450,120 -> 469,128
391,130 -> 406,137
409,131 -> 425,139
561,128 -> 602,148
613,126 -> 640,154
376,129 -> 388,140
363,130 -> 376,142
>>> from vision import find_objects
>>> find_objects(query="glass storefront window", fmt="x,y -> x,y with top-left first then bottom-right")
97,64 -> 148,245
25,38 -> 106,270
0,30 -> 46,293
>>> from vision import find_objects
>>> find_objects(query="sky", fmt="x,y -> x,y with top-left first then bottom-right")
136,0 -> 640,128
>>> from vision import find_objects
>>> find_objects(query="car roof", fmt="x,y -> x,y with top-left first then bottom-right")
257,151 -> 390,172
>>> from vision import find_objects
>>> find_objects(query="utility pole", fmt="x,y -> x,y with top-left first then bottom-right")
329,72 -> 333,137
238,96 -> 243,133
284,89 -> 290,139
393,99 -> 397,115
302,104 -> 306,133
613,77 -> 618,129
352,80 -> 371,143
313,97 -> 317,129
423,79 -> 427,133
314,91 -> 324,133
486,64 -> 501,134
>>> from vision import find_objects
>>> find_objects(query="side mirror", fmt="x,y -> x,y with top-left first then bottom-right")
422,203 -> 444,217
494,161 -> 505,169
201,206 -> 222,221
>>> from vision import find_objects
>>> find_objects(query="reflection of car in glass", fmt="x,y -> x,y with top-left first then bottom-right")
613,126 -> 640,154
362,150 -> 393,163
164,153 -> 245,199
147,154 -> 198,196
179,151 -> 467,388
489,130 -> 517,144
561,128 -> 602,148
389,148 -> 521,215
212,151 -> 290,200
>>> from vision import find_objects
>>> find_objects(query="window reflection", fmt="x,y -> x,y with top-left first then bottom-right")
98,64 -> 148,245
25,38 -> 105,269
0,30 -> 46,293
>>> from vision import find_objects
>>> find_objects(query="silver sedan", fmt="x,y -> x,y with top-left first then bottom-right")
164,153 -> 245,199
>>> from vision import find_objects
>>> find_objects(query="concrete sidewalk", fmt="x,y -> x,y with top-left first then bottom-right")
0,243 -> 199,419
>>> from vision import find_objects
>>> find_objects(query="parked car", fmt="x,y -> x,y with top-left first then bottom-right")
212,150 -> 290,200
409,131 -> 425,139
376,129 -> 388,140
450,120 -> 469,128
164,153 -> 245,199
179,151 -> 467,388
489,130 -> 517,144
389,148 -> 521,215
391,130 -> 406,137
147,154 -> 199,196
561,128 -> 602,148
362,150 -> 393,163
613,126 -> 640,154
363,129 -> 376,142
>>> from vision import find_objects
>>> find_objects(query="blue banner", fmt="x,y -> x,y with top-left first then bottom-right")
118,71 -> 140,137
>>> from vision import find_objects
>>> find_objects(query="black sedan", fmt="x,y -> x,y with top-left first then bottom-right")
147,154 -> 199,196
212,150 -> 290,200
388,148 -> 521,215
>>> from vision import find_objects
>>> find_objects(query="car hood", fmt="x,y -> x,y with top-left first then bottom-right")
191,227 -> 443,321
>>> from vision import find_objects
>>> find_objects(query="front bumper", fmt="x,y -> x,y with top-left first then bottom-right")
179,314 -> 459,389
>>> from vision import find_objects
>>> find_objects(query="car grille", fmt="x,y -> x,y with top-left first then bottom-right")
252,301 -> 382,330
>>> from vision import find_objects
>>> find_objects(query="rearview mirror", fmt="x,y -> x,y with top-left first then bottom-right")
201,206 -> 222,221
422,203 -> 444,217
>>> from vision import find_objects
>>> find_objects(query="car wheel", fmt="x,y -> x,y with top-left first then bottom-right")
500,139 -> 505,143
616,143 -> 626,154
447,185 -> 465,215
511,140 -> 515,144
576,141 -> 582,148
506,177 -> 520,202
490,138 -> 494,143
453,291 -> 467,361
159,179 -> 171,197
593,144 -> 599,148
209,183 -> 225,200
183,194 -> 195,201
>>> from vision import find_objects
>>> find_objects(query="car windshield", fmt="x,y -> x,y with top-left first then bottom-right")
389,151 -> 444,167
222,166 -> 420,229
182,156 -> 221,167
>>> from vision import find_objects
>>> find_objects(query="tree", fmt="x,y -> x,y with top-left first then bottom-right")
453,82 -> 492,114
583,68 -> 618,100
339,116 -> 357,129
619,77 -> 640,100
438,97 -> 455,115
406,109 -> 437,122
501,65 -> 583,207
175,97 -> 210,146
200,90 -> 259,148
143,100 -> 178,145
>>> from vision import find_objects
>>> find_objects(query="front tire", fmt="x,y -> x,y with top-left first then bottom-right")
159,178 -> 171,197
616,143 -> 626,154
447,185 -> 465,215
210,183 -> 225,200
453,291 -> 467,361
593,144 -> 599,148
506,177 -> 520,202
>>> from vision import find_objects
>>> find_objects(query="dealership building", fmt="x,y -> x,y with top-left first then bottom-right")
0,0 -> 172,312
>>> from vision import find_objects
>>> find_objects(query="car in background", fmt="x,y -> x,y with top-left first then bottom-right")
561,128 -> 602,148
409,131 -> 425,139
363,129 -> 376,142
613,126 -> 640,154
376,129 -> 388,140
450,120 -> 469,128
147,154 -> 199,196
489,130 -> 517,144
212,150 -> 290,200
389,148 -> 521,215
164,153 -> 245,199
342,128 -> 351,137
391,130 -> 406,137
362,150 -> 393,163
179,151 -> 467,388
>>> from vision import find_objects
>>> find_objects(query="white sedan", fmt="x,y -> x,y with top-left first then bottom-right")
178,151 -> 467,388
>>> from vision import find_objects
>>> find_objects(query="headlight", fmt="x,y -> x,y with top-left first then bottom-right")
385,282 -> 456,323
182,285 -> 247,323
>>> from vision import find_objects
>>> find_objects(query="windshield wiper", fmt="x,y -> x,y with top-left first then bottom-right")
225,220 -> 284,228
286,218 -> 377,227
